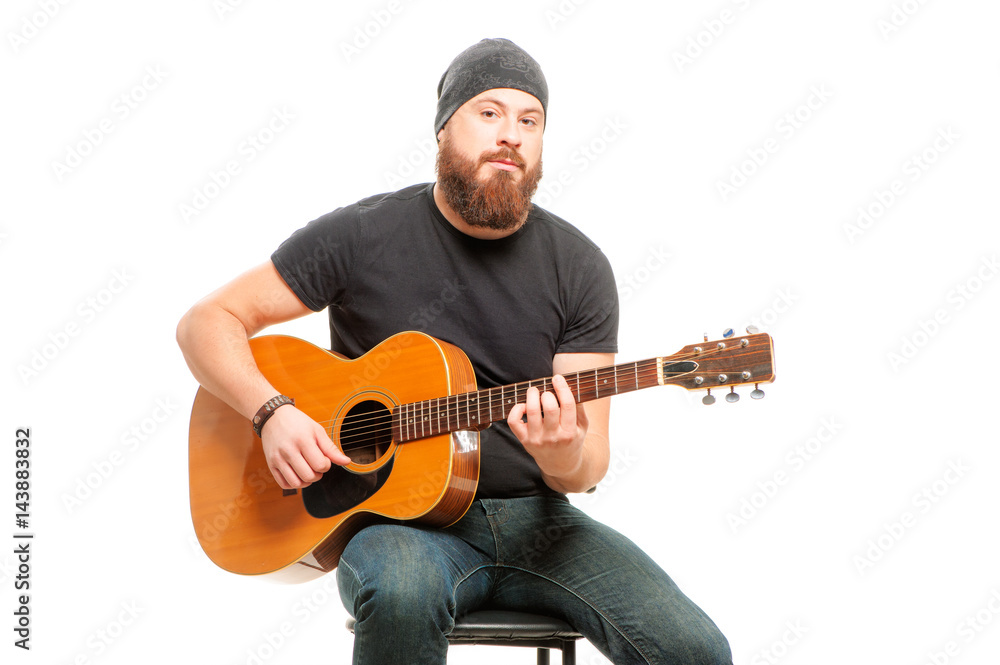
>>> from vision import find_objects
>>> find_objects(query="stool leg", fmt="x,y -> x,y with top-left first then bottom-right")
562,640 -> 576,665
537,647 -> 550,665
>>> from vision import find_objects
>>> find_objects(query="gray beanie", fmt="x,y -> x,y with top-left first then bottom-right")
435,38 -> 548,135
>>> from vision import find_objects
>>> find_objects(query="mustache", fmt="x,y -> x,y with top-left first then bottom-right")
479,147 -> 526,169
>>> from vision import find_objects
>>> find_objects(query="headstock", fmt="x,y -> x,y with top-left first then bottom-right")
660,330 -> 776,404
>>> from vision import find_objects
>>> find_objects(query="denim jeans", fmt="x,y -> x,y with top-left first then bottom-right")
338,496 -> 733,664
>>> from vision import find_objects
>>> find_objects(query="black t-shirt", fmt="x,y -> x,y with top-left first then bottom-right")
271,183 -> 619,500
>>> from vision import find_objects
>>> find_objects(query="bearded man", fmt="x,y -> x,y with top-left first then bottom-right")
177,38 -> 732,665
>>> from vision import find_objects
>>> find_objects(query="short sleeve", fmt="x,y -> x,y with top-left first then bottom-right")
557,248 -> 619,354
270,205 -> 364,312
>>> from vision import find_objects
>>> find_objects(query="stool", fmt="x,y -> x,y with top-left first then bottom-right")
346,609 -> 583,664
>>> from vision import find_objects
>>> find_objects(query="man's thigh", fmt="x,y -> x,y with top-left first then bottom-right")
482,497 -> 733,665
337,518 -> 496,620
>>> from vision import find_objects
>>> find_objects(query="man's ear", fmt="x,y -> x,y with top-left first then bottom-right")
437,127 -> 444,143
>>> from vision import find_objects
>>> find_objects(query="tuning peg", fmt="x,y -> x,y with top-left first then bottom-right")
746,325 -> 759,334
751,383 -> 765,400
725,387 -> 740,403
723,328 -> 734,338
702,389 -> 715,405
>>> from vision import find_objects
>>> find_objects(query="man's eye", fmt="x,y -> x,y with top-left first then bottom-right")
482,110 -> 497,118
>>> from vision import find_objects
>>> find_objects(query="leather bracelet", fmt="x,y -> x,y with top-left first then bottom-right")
252,395 -> 295,437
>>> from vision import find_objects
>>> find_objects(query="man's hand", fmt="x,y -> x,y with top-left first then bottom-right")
507,374 -> 589,484
260,406 -> 351,489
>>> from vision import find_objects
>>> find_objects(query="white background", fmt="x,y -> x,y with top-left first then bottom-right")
3,1 -> 999,664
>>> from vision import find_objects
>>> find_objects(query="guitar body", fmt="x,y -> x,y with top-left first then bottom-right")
188,332 -> 480,583
189,328 -> 775,583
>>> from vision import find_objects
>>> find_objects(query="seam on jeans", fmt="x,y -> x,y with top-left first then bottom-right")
338,556 -> 369,631
339,557 -> 366,665
340,556 -> 362,587
500,564 -> 654,665
451,564 -> 495,624
486,505 -> 505,567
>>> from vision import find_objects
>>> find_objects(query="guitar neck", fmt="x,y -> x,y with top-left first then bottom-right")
391,357 -> 693,443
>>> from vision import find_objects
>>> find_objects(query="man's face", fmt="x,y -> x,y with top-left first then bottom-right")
435,88 -> 544,232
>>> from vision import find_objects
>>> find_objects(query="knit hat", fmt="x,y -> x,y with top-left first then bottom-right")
434,38 -> 548,135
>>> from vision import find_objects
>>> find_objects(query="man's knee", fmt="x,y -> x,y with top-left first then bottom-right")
338,525 -> 453,618
676,626 -> 733,665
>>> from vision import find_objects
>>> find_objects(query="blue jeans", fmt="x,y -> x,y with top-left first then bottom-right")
337,496 -> 732,664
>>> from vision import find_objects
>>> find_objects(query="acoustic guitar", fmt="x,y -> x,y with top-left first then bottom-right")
188,330 -> 775,582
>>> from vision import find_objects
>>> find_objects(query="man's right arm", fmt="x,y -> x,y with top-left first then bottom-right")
176,260 -> 350,489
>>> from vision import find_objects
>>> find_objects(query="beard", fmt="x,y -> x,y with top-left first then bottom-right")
435,135 -> 543,232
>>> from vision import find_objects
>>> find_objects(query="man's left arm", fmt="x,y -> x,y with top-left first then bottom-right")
507,351 -> 614,494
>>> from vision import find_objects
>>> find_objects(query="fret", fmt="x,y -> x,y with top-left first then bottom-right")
593,368 -> 600,399
633,361 -> 639,391
612,365 -> 618,395
436,397 -> 441,437
488,387 -> 500,423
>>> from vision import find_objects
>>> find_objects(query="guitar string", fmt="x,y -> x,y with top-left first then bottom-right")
327,345 -> 761,452
320,340 -> 753,437
321,362 -> 668,440
323,366 -> 674,454
308,342 -> 763,453
331,371 -> 673,454
320,343 -> 762,451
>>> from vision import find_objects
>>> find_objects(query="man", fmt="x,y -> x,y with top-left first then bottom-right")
177,38 -> 732,664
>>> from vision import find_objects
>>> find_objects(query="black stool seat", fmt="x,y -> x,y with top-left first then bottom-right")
346,609 -> 583,664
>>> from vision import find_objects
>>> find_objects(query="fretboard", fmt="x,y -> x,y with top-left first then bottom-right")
391,358 -> 694,443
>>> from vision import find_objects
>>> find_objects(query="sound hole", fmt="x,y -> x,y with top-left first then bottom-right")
339,399 -> 393,465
